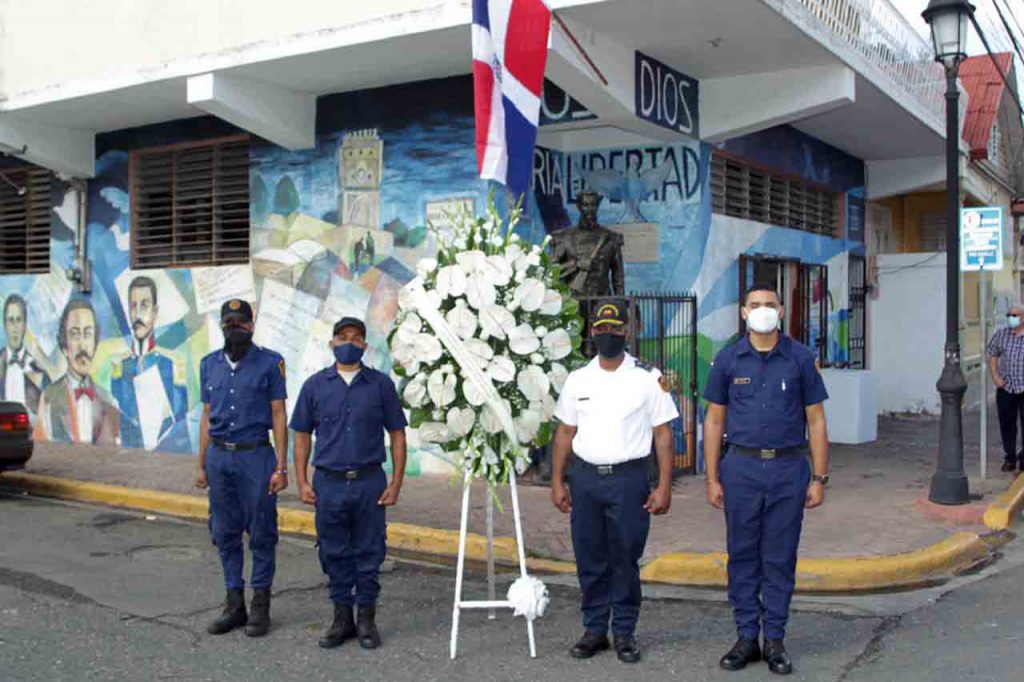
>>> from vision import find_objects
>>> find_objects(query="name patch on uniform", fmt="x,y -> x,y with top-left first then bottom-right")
578,397 -> 590,402
733,377 -> 751,385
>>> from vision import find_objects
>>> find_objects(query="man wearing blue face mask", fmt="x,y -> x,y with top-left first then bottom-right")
987,304 -> 1024,472
290,316 -> 408,650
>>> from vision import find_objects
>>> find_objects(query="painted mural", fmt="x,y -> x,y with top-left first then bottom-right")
0,74 -> 864,477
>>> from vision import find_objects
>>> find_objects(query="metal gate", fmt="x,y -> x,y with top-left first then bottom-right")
799,263 -> 828,365
848,255 -> 867,369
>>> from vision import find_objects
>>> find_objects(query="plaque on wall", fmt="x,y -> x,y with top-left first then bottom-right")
609,222 -> 660,263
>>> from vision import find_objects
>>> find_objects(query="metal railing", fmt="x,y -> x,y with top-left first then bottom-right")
784,0 -> 946,129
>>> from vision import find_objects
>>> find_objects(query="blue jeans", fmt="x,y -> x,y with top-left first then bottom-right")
206,444 -> 279,590
721,451 -> 810,640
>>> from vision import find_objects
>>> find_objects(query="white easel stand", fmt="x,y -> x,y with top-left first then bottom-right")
449,469 -> 537,659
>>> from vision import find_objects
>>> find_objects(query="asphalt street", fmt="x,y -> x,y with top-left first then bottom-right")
0,492 -> 1022,682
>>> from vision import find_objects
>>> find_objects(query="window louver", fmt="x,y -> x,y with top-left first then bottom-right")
0,167 -> 52,275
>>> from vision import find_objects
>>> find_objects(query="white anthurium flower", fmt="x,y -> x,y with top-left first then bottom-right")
483,255 -> 514,286
529,353 -> 544,365
479,304 -> 517,340
446,406 -> 476,438
463,379 -> 487,407
455,250 -> 487,275
419,422 -> 450,443
412,333 -> 443,364
543,328 -> 572,360
525,249 -> 541,267
514,270 -> 527,284
464,338 -> 495,366
487,355 -> 516,383
503,242 -> 523,267
508,324 -> 541,356
436,264 -> 467,300
427,369 -> 458,408
483,446 -> 500,465
402,374 -> 428,408
538,393 -> 557,420
415,257 -> 438,278
424,288 -> 442,312
515,409 -> 541,444
446,301 -> 478,340
549,363 -> 569,393
396,313 -> 423,345
539,289 -> 563,316
465,275 -> 497,310
480,405 -> 504,434
517,365 -> 550,402
515,278 -> 545,312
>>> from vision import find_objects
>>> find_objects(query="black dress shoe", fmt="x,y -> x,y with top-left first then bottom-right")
613,635 -> 641,663
763,639 -> 793,675
570,631 -> 610,659
719,638 -> 761,671
1002,460 -> 1017,472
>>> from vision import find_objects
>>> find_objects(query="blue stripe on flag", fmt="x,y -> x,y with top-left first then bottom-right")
472,0 -> 490,30
502,94 -> 538,202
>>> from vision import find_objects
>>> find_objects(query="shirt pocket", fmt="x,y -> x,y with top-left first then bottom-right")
241,374 -> 271,403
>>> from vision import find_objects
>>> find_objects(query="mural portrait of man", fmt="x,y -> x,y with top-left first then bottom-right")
36,298 -> 119,445
0,294 -> 46,411
111,275 -> 188,450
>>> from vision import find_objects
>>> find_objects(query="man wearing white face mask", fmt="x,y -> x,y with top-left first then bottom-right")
703,283 -> 829,676
987,304 -> 1024,473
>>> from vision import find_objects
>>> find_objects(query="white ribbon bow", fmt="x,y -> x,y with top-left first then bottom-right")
506,575 -> 550,621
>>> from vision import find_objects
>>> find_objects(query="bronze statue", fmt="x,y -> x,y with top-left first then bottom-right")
549,191 -> 625,298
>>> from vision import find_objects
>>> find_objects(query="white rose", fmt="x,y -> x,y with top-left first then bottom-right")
446,301 -> 478,340
427,369 -> 458,408
487,355 -> 516,383
479,304 -> 517,340
446,406 -> 476,438
465,275 -> 497,310
543,328 -> 572,360
415,257 -> 439,278
515,278 -> 545,312
517,365 -> 550,402
508,323 -> 541,356
436,264 -> 467,299
419,422 -> 450,443
539,289 -> 562,316
402,374 -> 428,408
549,363 -> 569,393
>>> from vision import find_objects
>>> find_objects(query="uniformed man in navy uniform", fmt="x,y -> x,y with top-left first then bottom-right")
550,300 -> 679,664
290,316 -> 407,650
703,283 -> 830,675
195,299 -> 289,638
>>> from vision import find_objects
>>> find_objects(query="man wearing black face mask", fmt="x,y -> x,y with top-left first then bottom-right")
550,300 -> 678,664
290,316 -> 407,650
195,299 -> 289,638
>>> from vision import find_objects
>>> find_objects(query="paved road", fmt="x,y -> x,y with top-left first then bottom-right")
0,492 -> 1020,682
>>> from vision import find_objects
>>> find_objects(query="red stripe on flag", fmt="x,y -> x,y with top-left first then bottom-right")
502,0 -> 551,97
473,60 -> 495,174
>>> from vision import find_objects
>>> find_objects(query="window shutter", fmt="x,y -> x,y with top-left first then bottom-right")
0,167 -> 52,274
133,137 -> 250,268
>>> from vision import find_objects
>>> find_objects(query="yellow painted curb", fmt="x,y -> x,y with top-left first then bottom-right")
983,474 -> 1024,530
641,532 -> 995,592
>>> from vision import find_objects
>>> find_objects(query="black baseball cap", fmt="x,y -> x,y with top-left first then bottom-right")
220,298 -> 254,323
333,316 -> 367,338
591,299 -> 629,328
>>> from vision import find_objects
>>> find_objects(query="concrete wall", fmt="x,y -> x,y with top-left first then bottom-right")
870,253 -> 946,414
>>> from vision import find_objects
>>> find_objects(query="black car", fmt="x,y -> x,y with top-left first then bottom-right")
0,401 -> 33,471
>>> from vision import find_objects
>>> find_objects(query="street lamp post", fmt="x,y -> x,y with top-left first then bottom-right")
923,0 -> 974,505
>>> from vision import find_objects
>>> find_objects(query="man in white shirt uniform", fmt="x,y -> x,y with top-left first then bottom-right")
0,294 -> 44,411
550,299 -> 679,664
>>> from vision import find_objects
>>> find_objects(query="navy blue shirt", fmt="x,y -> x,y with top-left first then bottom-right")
201,346 -> 287,443
704,334 -> 828,449
289,365 -> 407,472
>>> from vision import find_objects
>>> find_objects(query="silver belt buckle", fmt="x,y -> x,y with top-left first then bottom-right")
760,449 -> 776,460
344,470 -> 359,480
223,442 -> 238,451
596,465 -> 614,475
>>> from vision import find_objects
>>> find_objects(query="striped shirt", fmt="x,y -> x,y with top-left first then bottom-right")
987,327 -> 1024,394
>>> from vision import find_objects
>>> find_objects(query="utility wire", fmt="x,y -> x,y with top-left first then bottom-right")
992,0 -> 1024,68
970,13 -> 1024,118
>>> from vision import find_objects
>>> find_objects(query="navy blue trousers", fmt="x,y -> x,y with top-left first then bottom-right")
721,451 -> 810,641
313,467 -> 388,606
570,461 -> 651,636
206,444 -> 279,591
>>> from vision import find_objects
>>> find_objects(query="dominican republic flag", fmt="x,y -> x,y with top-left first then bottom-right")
472,0 -> 552,200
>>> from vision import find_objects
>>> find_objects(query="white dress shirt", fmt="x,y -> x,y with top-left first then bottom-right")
554,353 -> 680,465
67,374 -> 94,443
4,347 -> 27,405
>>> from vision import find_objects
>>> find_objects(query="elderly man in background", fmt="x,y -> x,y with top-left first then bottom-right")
988,304 -> 1024,473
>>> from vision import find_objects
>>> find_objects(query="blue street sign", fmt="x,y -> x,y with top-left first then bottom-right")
960,206 -> 1004,272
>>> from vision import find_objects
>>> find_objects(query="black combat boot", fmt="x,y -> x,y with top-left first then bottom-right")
357,602 -> 382,649
244,588 -> 271,637
207,588 -> 247,635
318,602 -> 356,649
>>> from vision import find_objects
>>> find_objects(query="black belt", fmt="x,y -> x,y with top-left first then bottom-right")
573,457 -> 647,476
212,439 -> 271,452
317,464 -> 382,481
731,445 -> 807,460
